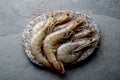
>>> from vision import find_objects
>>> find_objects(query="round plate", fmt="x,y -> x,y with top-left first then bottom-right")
22,11 -> 100,66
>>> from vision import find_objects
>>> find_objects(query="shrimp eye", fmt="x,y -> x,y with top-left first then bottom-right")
51,15 -> 54,17
77,21 -> 79,23
66,13 -> 69,16
90,39 -> 92,41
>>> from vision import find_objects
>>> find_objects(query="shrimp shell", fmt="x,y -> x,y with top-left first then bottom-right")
32,21 -> 45,37
30,18 -> 54,69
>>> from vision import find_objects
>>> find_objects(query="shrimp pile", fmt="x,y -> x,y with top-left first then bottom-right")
29,11 -> 100,74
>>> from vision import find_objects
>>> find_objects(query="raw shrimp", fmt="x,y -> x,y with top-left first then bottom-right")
53,18 -> 88,32
32,11 -> 73,36
74,27 -> 95,39
43,18 -> 85,73
57,35 -> 99,63
30,12 -> 73,69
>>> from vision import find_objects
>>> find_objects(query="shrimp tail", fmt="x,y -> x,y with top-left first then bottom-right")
53,61 -> 65,74
42,58 -> 53,70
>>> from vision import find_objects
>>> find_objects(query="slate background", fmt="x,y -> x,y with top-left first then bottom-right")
0,0 -> 120,80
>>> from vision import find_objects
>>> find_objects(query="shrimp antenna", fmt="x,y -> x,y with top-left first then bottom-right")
100,32 -> 110,36
91,44 -> 101,48
10,6 -> 33,18
73,43 -> 96,53
31,1 -> 47,16
69,0 -> 92,16
60,0 -> 63,11
32,0 -> 53,16
38,0 -> 51,10
42,3 -> 56,14
69,0 -> 83,11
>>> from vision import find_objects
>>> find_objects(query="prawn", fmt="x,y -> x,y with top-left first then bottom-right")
57,35 -> 99,63
32,11 -> 73,36
74,27 -> 95,39
30,11 -> 73,69
43,18 -> 85,73
53,19 -> 88,32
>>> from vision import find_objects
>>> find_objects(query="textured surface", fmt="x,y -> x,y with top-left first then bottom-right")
0,0 -> 120,80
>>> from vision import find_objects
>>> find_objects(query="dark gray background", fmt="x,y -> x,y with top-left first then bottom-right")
0,0 -> 120,80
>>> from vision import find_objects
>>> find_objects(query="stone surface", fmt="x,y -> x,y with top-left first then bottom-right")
0,0 -> 120,80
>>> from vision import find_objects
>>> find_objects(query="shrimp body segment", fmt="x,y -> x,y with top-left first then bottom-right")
32,21 -> 45,36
